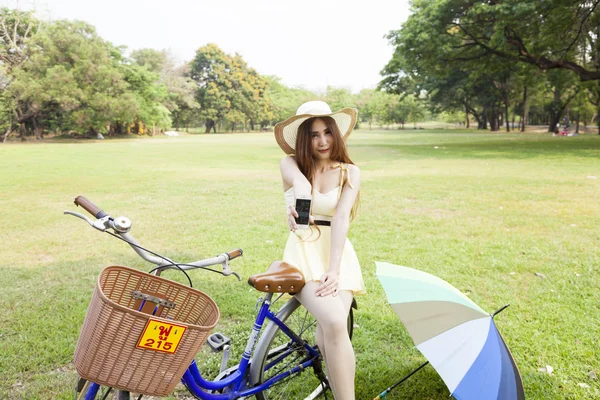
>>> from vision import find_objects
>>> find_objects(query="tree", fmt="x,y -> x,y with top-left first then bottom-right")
0,6 -> 41,140
165,63 -> 201,131
4,18 -> 175,139
404,0 -> 600,81
325,87 -> 356,111
266,76 -> 317,125
382,0 -> 600,133
7,19 -> 140,137
119,62 -> 171,135
130,48 -> 169,73
0,80 -> 12,141
544,70 -> 580,133
190,43 -> 273,133
130,48 -> 199,132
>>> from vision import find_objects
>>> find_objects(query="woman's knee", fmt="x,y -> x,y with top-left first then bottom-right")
320,314 -> 349,338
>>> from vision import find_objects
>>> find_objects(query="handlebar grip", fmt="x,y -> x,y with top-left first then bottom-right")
227,248 -> 243,260
73,196 -> 108,219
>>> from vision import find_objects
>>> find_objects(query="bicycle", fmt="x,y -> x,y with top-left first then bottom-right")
66,196 -> 355,400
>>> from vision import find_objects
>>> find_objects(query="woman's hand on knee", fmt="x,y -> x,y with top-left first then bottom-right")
315,271 -> 339,297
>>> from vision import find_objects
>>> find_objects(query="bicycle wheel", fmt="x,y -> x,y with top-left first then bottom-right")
250,297 -> 354,400
75,377 -> 131,400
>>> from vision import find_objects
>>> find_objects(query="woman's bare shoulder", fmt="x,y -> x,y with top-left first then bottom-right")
280,155 -> 297,164
347,163 -> 360,177
346,163 -> 360,173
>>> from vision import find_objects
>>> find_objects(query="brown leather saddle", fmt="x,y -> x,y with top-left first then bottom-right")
248,261 -> 305,294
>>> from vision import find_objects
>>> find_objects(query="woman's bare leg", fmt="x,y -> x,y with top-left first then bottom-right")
297,282 -> 355,400
315,290 -> 353,396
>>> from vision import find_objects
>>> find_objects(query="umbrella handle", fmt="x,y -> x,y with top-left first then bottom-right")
373,361 -> 429,398
373,391 -> 388,399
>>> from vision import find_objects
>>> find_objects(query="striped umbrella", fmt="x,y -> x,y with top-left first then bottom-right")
374,262 -> 525,400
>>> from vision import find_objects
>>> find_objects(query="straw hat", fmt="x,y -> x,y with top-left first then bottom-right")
274,101 -> 358,155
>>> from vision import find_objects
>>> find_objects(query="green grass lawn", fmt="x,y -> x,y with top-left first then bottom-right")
0,130 -> 598,399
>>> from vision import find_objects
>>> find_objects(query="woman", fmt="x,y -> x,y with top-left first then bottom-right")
274,101 -> 366,400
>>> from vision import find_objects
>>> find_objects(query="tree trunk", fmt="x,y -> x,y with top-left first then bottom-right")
497,108 -> 502,132
504,101 -> 510,132
549,114 -> 561,133
548,86 -> 580,132
488,108 -> 499,131
521,86 -> 528,132
32,117 -> 42,140
205,119 -> 215,134
548,88 -> 561,132
19,122 -> 26,141
576,111 -> 580,133
465,105 -> 470,128
478,112 -> 487,130
2,128 -> 12,143
470,107 -> 485,129
597,82 -> 600,135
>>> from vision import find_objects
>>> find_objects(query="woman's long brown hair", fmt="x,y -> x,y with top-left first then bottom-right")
295,116 -> 360,220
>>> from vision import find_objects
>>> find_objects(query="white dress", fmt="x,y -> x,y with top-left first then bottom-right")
282,164 -> 366,295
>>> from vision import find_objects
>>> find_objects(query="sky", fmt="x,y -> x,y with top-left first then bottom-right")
6,0 -> 411,93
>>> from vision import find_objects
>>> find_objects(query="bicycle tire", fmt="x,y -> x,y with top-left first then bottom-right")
249,297 -> 354,400
75,377 -> 131,400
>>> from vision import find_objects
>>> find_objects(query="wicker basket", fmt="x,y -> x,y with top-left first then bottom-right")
74,265 -> 219,396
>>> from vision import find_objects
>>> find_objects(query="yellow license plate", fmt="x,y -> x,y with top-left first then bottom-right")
137,319 -> 187,354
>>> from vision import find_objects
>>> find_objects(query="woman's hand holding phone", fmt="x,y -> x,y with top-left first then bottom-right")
288,195 -> 313,231
287,204 -> 299,231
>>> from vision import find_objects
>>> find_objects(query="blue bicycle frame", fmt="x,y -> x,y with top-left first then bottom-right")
84,295 -> 320,400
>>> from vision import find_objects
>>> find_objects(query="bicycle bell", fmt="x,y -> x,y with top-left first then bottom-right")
113,216 -> 132,233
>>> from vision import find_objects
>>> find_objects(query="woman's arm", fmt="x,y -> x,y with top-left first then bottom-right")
280,156 -> 311,195
315,164 -> 360,297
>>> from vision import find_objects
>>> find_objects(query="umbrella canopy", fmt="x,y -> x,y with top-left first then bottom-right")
376,262 -> 525,400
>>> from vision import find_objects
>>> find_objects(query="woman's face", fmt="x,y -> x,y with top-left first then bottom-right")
310,118 -> 333,160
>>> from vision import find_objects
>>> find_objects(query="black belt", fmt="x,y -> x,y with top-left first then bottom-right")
314,220 -> 331,226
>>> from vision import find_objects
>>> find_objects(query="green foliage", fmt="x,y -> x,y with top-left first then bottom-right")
130,48 -> 169,73
191,44 -> 273,132
120,62 -> 172,131
0,87 -> 11,135
0,7 -> 40,74
130,49 -> 200,130
0,6 -> 439,140
325,86 -> 356,111
7,20 -> 131,134
381,0 -> 600,131
265,76 -> 317,124
0,15 -> 177,136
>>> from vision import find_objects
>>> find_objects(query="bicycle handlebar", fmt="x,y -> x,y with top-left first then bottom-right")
227,248 -> 243,260
66,196 -> 242,280
74,195 -> 108,219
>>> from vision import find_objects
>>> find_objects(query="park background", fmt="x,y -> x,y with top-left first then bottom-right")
1,1 -> 599,399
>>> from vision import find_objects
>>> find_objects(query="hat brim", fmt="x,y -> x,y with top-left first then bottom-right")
274,108 -> 358,155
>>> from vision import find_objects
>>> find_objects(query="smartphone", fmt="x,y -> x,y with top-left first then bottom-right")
294,196 -> 312,230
